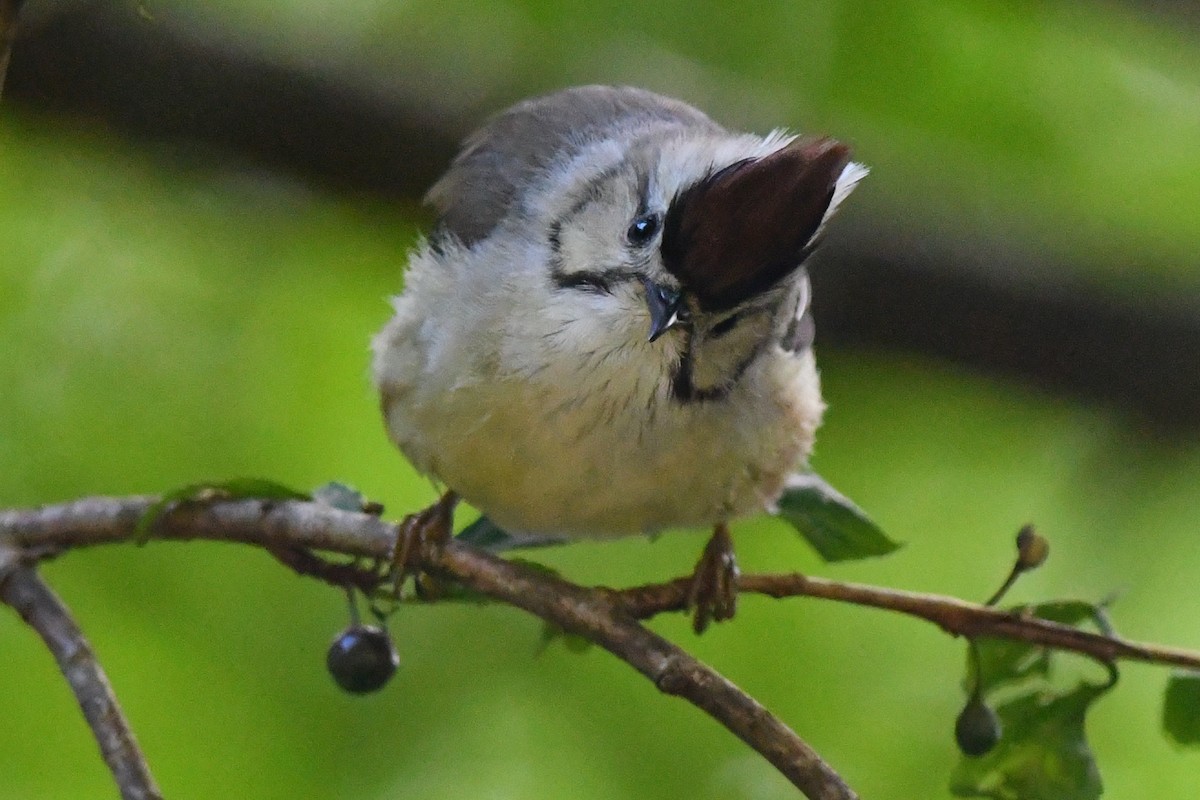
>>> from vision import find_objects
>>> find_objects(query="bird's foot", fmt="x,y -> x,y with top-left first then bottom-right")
390,491 -> 458,598
686,522 -> 739,634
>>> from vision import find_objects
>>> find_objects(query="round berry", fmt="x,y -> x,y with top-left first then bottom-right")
326,625 -> 399,694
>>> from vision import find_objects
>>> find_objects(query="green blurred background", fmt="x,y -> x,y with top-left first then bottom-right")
3,1 -> 1200,798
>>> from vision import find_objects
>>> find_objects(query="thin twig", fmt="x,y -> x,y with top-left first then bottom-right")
609,573 -> 1200,671
266,544 -> 385,594
0,544 -> 163,800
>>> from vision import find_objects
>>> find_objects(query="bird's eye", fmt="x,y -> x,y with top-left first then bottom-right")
626,213 -> 661,246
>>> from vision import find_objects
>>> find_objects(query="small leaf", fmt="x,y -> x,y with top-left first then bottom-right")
1163,670 -> 1200,746
538,622 -> 593,655
136,478 -> 310,543
455,516 -> 568,552
950,684 -> 1109,800
1029,600 -> 1102,627
954,600 -> 1118,799
407,580 -> 490,605
773,473 -> 900,562
455,516 -> 514,549
974,601 -> 1100,694
312,481 -> 369,512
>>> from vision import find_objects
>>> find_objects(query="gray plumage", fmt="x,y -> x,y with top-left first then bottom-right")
426,85 -> 722,246
374,85 -> 868,545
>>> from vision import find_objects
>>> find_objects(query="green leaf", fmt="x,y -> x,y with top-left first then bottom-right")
950,683 -> 1108,800
135,478 -> 310,543
455,516 -> 568,552
974,601 -> 1100,694
773,473 -> 900,562
955,600 -> 1119,799
538,622 -> 593,655
311,481 -> 369,512
1163,670 -> 1200,745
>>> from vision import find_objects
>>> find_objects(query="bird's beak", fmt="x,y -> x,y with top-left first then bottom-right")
643,278 -> 684,342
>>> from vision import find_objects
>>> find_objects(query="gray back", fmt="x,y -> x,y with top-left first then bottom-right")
427,86 -> 721,246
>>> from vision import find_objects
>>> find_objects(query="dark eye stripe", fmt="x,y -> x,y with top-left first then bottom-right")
551,268 -> 659,296
553,271 -> 613,294
709,311 -> 743,338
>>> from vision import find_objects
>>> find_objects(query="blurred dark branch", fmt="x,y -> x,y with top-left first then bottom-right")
9,2 -> 1200,427
8,1 -> 460,198
0,544 -> 163,800
0,0 -> 23,95
811,248 -> 1200,429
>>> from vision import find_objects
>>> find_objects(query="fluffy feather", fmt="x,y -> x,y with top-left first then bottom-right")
372,87 -> 865,539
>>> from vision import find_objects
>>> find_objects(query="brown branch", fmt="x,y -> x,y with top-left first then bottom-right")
266,544 -> 385,594
608,573 -> 1200,671
8,495 -> 1200,672
1,495 -> 856,799
0,544 -> 163,800
430,539 -> 857,798
9,495 -> 1200,796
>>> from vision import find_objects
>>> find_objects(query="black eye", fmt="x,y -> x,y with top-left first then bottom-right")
626,213 -> 660,246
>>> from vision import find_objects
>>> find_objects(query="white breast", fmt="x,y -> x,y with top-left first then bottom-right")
372,244 -> 823,539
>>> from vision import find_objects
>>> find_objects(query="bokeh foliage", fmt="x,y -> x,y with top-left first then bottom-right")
3,1 -> 1200,798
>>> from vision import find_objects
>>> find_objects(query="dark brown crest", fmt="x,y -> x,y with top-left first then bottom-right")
660,137 -> 852,312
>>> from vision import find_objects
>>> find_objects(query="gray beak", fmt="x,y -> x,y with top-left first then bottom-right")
643,278 -> 683,342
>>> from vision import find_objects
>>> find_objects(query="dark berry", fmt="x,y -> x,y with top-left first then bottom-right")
955,694 -> 1002,756
327,625 -> 398,694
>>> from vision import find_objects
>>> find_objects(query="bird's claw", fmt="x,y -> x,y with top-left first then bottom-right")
390,491 -> 458,598
686,523 -> 739,634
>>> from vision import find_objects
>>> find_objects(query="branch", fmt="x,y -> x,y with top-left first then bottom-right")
2,496 -> 857,800
610,573 -> 1200,671
8,496 -> 1200,797
431,539 -> 856,797
0,0 -> 23,97
0,543 -> 163,800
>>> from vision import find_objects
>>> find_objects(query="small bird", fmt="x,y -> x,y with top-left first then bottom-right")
372,85 -> 867,630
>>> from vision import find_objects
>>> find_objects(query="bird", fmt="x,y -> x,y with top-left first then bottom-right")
372,85 -> 867,631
